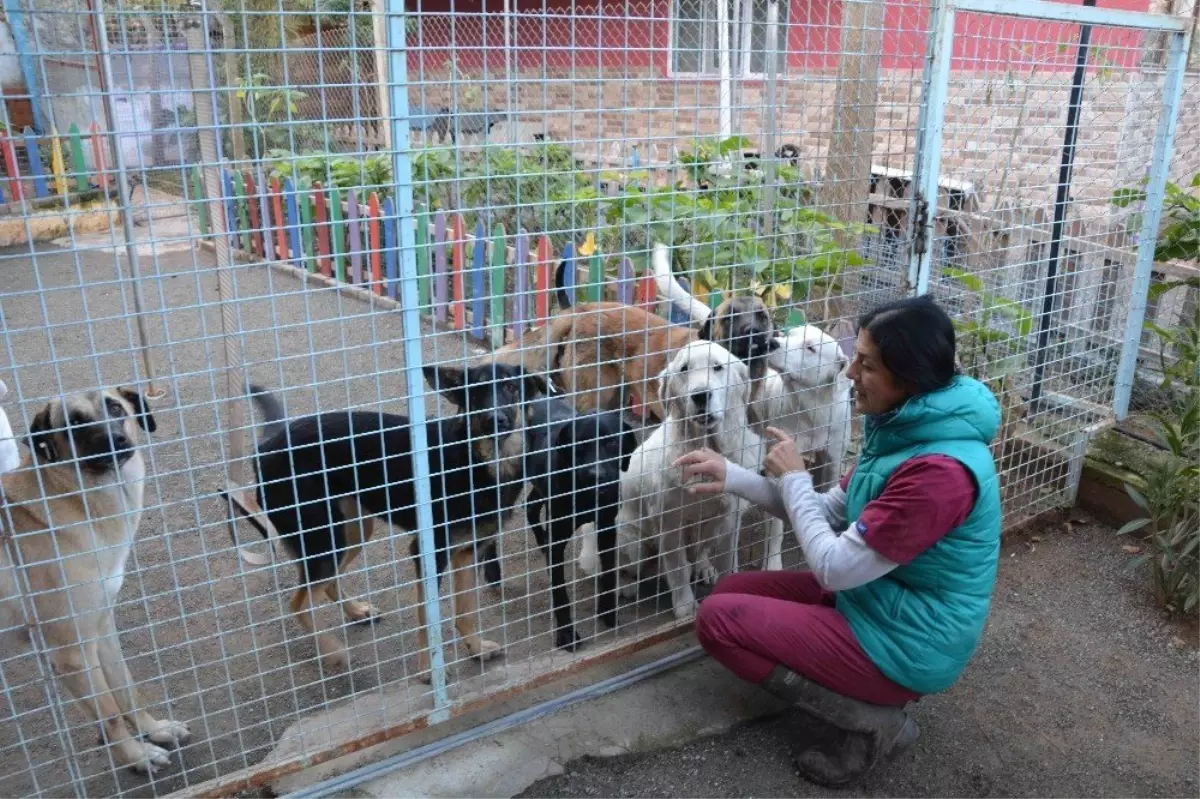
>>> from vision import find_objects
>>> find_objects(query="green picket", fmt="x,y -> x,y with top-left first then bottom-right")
191,168 -> 208,236
300,190 -> 315,272
416,206 -> 430,309
232,171 -> 251,252
489,223 -> 506,348
588,250 -> 603,303
329,187 -> 345,283
68,123 -> 87,192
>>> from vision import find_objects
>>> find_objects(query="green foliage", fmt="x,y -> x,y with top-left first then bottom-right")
266,149 -> 392,194
1117,394 -> 1199,616
942,266 -> 1034,382
1111,173 -> 1200,264
235,74 -> 319,159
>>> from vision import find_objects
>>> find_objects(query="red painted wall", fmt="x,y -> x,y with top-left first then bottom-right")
406,0 -> 1154,77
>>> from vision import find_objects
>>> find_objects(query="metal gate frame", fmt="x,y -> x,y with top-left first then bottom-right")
169,1 -> 1194,796
906,0 -> 1193,421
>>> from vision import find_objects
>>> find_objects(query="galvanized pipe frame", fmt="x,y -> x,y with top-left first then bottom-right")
908,0 -> 1193,422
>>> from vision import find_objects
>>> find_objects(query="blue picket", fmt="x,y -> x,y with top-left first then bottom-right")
617,257 -> 635,305
471,218 -> 486,339
669,277 -> 693,325
284,178 -> 301,266
221,170 -> 237,249
560,241 -> 576,307
22,128 -> 48,198
383,197 -> 399,300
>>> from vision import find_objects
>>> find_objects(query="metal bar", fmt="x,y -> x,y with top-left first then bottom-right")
1114,25 -> 1192,419
385,0 -> 450,719
760,0 -> 780,261
954,0 -> 1191,32
174,626 -> 692,798
286,646 -> 707,799
910,0 -> 955,296
2,0 -> 46,134
89,0 -> 162,397
1029,0 -> 1096,407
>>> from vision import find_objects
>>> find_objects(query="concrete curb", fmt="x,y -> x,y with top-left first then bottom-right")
273,654 -> 787,799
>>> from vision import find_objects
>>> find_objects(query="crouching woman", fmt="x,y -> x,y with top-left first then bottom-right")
675,295 -> 1003,787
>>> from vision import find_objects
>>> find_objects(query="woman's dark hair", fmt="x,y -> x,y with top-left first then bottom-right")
857,294 -> 958,395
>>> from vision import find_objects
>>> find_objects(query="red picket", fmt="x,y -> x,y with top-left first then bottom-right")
313,182 -> 332,278
368,192 -> 383,295
244,171 -> 264,257
535,235 -> 552,322
451,214 -> 466,330
1,134 -> 22,202
271,177 -> 287,261
88,122 -> 107,190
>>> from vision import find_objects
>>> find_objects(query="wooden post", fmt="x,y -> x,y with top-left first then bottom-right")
820,0 -> 886,306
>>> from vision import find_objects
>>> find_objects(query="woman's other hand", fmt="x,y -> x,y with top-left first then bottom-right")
764,426 -> 808,478
672,448 -> 727,495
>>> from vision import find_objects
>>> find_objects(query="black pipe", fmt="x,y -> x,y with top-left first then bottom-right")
1029,0 -> 1097,407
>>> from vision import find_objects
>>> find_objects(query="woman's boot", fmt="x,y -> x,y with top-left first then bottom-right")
761,665 -> 918,788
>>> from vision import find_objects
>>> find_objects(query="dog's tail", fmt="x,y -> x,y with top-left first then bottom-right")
651,242 -> 712,323
247,383 -> 287,443
219,383 -> 288,566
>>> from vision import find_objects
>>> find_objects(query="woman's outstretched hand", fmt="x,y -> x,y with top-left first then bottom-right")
672,448 -> 727,495
764,426 -> 808,478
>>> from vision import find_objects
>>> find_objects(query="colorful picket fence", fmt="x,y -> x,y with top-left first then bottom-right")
200,165 -> 712,346
0,124 -> 109,204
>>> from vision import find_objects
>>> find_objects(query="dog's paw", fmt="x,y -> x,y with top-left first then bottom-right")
319,643 -> 351,672
143,718 -> 191,748
117,739 -> 172,774
577,546 -> 599,576
470,639 -> 502,662
698,563 -> 720,586
764,553 -> 784,572
673,600 -> 698,621
554,626 -> 581,651
343,600 -> 381,624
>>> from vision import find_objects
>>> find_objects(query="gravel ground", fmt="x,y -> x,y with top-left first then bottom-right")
520,514 -> 1200,798
0,238 -> 710,798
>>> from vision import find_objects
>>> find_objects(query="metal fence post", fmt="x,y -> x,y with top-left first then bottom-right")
1114,23 -> 1192,420
908,0 -> 955,296
385,0 -> 451,719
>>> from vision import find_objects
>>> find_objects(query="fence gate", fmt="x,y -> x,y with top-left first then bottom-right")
0,0 -> 1191,796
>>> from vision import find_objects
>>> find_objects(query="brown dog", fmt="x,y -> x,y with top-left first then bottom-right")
0,388 -> 191,774
492,245 -> 777,421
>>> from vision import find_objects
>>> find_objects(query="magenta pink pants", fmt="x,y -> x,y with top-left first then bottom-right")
695,571 -> 921,706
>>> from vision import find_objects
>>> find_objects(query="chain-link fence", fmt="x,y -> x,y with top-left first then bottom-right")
0,0 -> 1192,796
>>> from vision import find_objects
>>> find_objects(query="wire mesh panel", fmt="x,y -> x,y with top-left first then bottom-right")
0,0 -> 1190,796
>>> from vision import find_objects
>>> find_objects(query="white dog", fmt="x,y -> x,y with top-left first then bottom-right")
610,340 -> 764,620
746,324 -> 853,570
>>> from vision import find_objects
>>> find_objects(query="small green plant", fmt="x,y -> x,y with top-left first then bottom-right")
1112,173 -> 1200,264
1117,390 -> 1199,616
236,73 -> 315,158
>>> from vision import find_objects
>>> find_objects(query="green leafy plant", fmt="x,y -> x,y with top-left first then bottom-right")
1117,389 -> 1199,616
942,266 -> 1034,382
236,73 -> 317,158
1111,173 -> 1200,263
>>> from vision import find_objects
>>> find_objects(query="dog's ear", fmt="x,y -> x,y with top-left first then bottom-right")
425,365 -> 469,408
697,314 -> 715,342
768,336 -> 782,352
523,372 -> 550,399
118,387 -> 157,433
28,404 -> 58,462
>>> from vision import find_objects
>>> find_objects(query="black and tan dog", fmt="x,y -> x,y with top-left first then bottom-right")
0,388 -> 191,774
479,393 -> 638,650
232,363 -> 546,678
490,243 -> 777,422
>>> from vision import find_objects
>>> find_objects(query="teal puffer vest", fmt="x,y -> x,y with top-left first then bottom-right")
836,375 -> 1002,695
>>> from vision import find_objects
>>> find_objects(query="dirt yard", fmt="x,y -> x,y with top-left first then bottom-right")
521,512 -> 1200,798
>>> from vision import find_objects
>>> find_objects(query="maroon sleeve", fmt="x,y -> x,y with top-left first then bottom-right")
839,467 -> 854,491
853,455 -> 978,565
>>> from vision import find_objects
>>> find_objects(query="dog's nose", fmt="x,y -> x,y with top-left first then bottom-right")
691,392 -> 708,410
110,433 -> 131,452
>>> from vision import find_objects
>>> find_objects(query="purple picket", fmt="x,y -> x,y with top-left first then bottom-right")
471,218 -> 486,339
383,197 -> 399,300
433,210 -> 448,323
512,229 -> 529,338
346,190 -> 362,284
618,257 -> 635,305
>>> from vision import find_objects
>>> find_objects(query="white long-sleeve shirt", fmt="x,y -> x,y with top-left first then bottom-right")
725,462 -> 899,591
